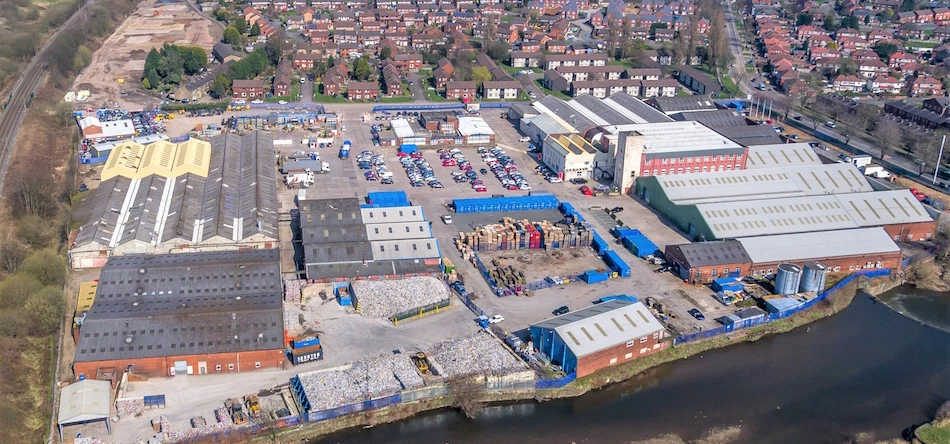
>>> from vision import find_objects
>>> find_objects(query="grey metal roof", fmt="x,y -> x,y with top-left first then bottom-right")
298,198 -> 364,228
305,258 -> 440,280
666,240 -> 752,268
306,241 -> 374,264
371,239 -> 440,261
696,194 -> 857,238
738,227 -> 900,264
360,206 -> 425,224
745,143 -> 822,169
302,223 -> 369,244
59,380 -> 111,426
526,113 -> 575,136
648,95 -> 719,113
75,249 -> 284,363
603,93 -> 674,123
534,95 -> 598,132
532,300 -> 665,358
74,132 -> 278,250
365,221 -> 432,241
835,189 -> 933,225
672,109 -> 746,127
569,94 -> 634,126
714,125 -> 784,146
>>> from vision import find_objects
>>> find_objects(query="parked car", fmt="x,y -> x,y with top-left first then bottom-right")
489,315 -> 504,324
570,178 -> 588,184
519,136 -> 531,142
553,306 -> 569,316
825,121 -> 836,128
609,206 -> 624,214
580,185 -> 593,196
688,308 -> 705,321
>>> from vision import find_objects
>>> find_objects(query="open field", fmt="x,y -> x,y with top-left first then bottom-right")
71,0 -> 220,108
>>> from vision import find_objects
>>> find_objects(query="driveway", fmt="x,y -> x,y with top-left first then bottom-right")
407,73 -> 426,101
299,79 -> 314,103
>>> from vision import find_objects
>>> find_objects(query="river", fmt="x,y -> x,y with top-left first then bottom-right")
317,287 -> 950,444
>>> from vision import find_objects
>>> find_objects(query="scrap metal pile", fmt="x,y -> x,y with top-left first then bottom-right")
114,398 -> 145,419
350,277 -> 449,318
429,331 -> 529,378
296,353 -> 427,411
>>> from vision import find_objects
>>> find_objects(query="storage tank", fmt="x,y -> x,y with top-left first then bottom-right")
799,262 -> 828,294
774,264 -> 802,295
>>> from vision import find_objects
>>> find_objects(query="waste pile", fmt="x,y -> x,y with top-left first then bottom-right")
296,352 -> 426,411
283,279 -> 305,302
115,398 -> 145,419
350,277 -> 449,318
428,331 -> 528,378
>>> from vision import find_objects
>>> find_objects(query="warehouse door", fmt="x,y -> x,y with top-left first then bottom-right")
198,361 -> 207,375
173,361 -> 187,375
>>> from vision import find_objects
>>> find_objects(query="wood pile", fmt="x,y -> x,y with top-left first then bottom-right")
455,218 -> 593,253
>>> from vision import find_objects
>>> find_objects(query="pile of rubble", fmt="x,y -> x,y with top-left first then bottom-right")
114,398 -> 144,419
429,331 -> 528,378
350,277 -> 449,318
296,352 -> 427,411
283,279 -> 305,302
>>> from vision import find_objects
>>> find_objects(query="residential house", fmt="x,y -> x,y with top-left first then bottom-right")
542,53 -> 608,70
910,75 -> 944,96
483,80 -> 521,100
625,68 -> 662,80
922,97 -> 950,116
640,79 -> 679,98
274,61 -> 292,97
347,81 -> 379,100
570,79 -> 641,98
293,52 -> 318,70
511,51 -> 543,68
433,58 -> 454,89
393,53 -> 423,72
232,79 -> 265,100
445,80 -> 477,100
676,66 -> 720,95
833,74 -> 865,93
869,76 -> 903,95
212,43 -> 243,63
381,63 -> 403,96
321,63 -> 348,96
857,59 -> 889,78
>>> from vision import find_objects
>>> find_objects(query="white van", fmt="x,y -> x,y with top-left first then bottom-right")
519,136 -> 530,142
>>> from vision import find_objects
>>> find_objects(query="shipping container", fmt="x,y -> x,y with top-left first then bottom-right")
289,344 -> 324,365
712,277 -> 744,293
366,191 -> 409,207
591,231 -> 609,255
399,144 -> 418,153
603,250 -> 631,277
292,335 -> 320,349
453,195 -> 559,214
581,269 -> 609,284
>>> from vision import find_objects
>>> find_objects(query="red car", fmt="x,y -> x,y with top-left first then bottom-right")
442,159 -> 457,167
397,151 -> 409,157
474,185 -> 487,192
580,185 -> 593,196
459,164 -> 473,171
410,152 -> 423,159
507,184 -> 520,191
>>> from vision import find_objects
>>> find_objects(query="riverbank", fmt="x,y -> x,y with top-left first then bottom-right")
260,273 -> 901,444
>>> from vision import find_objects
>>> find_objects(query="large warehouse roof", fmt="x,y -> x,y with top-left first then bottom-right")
74,132 -> 278,251
75,249 -> 284,363
653,163 -> 872,205
713,124 -> 784,146
100,138 -> 211,181
602,93 -> 673,123
737,227 -> 900,264
745,143 -> 822,169
665,240 -> 752,268
603,121 -> 742,156
533,300 -> 664,358
835,189 -> 933,226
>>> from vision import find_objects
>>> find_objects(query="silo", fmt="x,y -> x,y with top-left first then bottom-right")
800,262 -> 828,294
774,264 -> 802,295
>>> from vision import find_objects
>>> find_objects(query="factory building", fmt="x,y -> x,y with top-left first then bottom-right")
744,143 -> 823,169
664,240 -> 753,284
73,249 -> 286,378
70,132 -> 279,269
738,227 -> 903,274
541,134 -> 613,181
298,198 -> 441,281
519,93 -> 672,146
530,300 -> 668,377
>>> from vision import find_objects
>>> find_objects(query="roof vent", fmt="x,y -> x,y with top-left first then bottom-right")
235,296 -> 242,301
125,336 -> 133,343
139,268 -> 146,274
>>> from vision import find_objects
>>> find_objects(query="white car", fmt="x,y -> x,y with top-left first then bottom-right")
547,176 -> 563,183
251,99 -> 263,104
442,215 -> 453,224
519,136 -> 531,142
278,100 -> 288,105
489,315 -> 504,324
825,121 -> 837,128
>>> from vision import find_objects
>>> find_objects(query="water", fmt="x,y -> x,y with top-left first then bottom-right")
878,286 -> 950,333
317,288 -> 950,444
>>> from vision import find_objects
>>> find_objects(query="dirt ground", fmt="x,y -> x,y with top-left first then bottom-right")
479,249 -> 604,283
70,0 -> 221,109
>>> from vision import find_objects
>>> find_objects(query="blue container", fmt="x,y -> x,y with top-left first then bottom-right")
712,277 -> 744,292
581,269 -> 609,284
603,250 -> 631,277
293,336 -> 321,349
367,191 -> 409,207
591,231 -> 609,255
338,295 -> 352,306
598,294 -> 638,304
621,232 -> 659,258
400,144 -> 418,153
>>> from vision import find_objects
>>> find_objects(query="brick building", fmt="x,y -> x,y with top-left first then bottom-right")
739,227 -> 903,275
232,79 -> 266,100
73,249 -> 286,378
664,240 -> 753,284
445,80 -> 477,100
530,300 -> 668,378
347,81 -> 379,101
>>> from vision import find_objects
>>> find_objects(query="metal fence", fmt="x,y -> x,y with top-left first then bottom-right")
535,372 -> 576,389
390,298 -> 452,323
673,268 -> 891,345
372,103 -> 464,112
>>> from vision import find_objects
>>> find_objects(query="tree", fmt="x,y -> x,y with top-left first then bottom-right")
24,286 -> 65,335
707,11 -> 732,70
0,273 -> 42,309
353,56 -> 373,81
211,74 -> 230,98
874,118 -> 902,159
224,26 -> 241,45
264,30 -> 289,66
73,45 -> 92,71
379,46 -> 392,61
486,41 -> 510,62
823,15 -> 836,32
214,9 -> 228,22
900,0 -> 916,12
234,16 -> 248,35
873,42 -> 900,62
471,66 -> 491,87
21,250 -> 66,287
0,237 -> 27,274
838,58 -> 857,75
250,22 -> 261,37
797,13 -> 813,26
839,16 -> 860,29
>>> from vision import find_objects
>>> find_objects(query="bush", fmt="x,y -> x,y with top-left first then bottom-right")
24,286 -> 65,335
0,274 -> 43,309
0,309 -> 33,336
16,216 -> 55,249
21,250 -> 66,287
0,238 -> 27,274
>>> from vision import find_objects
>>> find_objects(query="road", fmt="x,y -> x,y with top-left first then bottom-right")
0,0 -> 94,199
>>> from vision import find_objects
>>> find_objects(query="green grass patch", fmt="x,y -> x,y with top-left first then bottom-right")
313,84 -> 347,103
916,423 -> 950,444
380,96 -> 413,103
425,89 -> 447,102
721,75 -> 738,96
907,40 -> 938,49
607,59 -> 634,68
162,101 -> 229,111
676,87 -> 691,96
534,79 -> 570,100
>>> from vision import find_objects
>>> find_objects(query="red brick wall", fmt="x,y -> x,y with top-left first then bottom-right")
575,333 -> 669,378
641,148 -> 749,176
74,349 -> 286,379
686,262 -> 753,284
751,251 -> 903,276
883,221 -> 937,242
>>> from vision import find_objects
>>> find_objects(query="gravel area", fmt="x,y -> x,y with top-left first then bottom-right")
350,277 -> 449,318
428,330 -> 529,378
297,352 -> 427,411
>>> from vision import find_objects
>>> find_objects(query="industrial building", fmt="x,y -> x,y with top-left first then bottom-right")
73,249 -> 286,379
664,240 -> 753,284
519,93 -> 672,146
78,116 -> 137,142
738,227 -> 903,274
57,379 -> 112,441
744,143 -> 823,169
540,134 -> 613,181
298,198 -> 441,281
530,300 -> 668,377
70,132 -> 279,269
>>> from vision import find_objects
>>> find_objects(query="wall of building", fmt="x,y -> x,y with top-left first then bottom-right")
575,332 -> 669,378
883,220 -> 937,242
750,251 -> 902,276
530,326 -> 579,373
74,349 -> 286,379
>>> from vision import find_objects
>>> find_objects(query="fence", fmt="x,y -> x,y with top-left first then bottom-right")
535,372 -> 576,389
306,393 -> 402,422
390,298 -> 452,324
372,103 -> 464,112
673,268 -> 891,345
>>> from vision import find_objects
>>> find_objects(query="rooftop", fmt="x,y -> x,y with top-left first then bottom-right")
75,249 -> 284,362
602,93 -> 673,123
58,380 -> 111,428
745,143 -> 822,169
604,121 -> 743,156
457,117 -> 495,136
548,133 -> 600,156
713,125 -> 784,146
665,240 -> 752,268
647,95 -> 719,114
738,227 -> 900,264
532,300 -> 665,358
100,139 -> 212,181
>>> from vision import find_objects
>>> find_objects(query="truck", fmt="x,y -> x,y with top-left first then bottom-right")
861,165 -> 891,179
245,395 -> 260,416
339,140 -> 351,159
226,398 -> 248,425
411,352 -> 430,373
840,154 -> 872,168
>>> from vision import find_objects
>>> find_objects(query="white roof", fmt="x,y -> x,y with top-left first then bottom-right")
533,300 -> 665,358
745,143 -> 822,169
656,163 -> 872,205
361,206 -> 425,223
457,117 -> 495,136
371,238 -> 440,261
835,189 -> 933,225
738,227 -> 900,264
697,194 -> 856,238
391,118 -> 415,138
364,221 -> 432,241
89,134 -> 169,154
58,380 -> 111,426
602,121 -> 741,154
79,116 -> 136,139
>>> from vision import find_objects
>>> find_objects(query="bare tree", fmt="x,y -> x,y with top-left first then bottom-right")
874,118 -> 902,159
838,110 -> 863,145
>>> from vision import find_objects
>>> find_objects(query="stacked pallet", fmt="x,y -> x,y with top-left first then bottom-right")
488,259 -> 526,288
456,219 -> 593,252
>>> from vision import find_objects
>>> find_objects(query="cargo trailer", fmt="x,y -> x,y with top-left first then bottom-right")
289,344 -> 324,365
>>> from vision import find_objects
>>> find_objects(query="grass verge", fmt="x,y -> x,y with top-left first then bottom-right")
380,96 -> 414,103
534,79 -> 570,100
916,422 -> 950,444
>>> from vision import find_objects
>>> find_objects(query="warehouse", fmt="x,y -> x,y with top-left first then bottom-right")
298,198 -> 441,281
541,134 -> 613,181
663,240 -> 753,284
78,116 -> 137,142
520,93 -> 671,145
530,300 -> 668,377
744,143 -> 823,169
57,379 -> 112,441
73,249 -> 286,378
636,163 -> 873,207
738,227 -> 903,274
70,132 -> 279,269
640,187 -> 933,241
